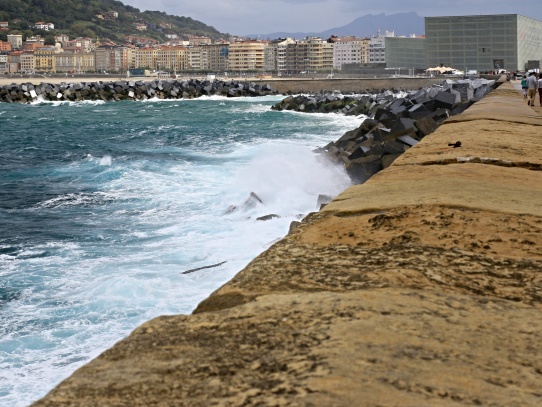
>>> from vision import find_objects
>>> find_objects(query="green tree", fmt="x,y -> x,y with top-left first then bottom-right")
44,34 -> 55,45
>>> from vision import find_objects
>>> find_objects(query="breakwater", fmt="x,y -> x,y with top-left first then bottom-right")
31,82 -> 542,407
0,76 -> 464,104
0,79 -> 277,103
252,77 -> 447,94
273,78 -> 496,183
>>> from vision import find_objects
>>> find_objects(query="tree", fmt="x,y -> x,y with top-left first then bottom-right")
44,34 -> 55,45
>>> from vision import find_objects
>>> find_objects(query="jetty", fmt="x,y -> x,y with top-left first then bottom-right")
32,80 -> 542,407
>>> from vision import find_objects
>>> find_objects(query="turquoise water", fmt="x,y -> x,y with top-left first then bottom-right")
0,95 -> 359,406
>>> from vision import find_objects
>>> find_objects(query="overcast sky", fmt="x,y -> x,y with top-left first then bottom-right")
121,0 -> 542,36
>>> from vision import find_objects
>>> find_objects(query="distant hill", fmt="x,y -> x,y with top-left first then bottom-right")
249,12 -> 425,40
0,0 -> 228,43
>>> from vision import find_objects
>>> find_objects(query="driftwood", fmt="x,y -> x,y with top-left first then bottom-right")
181,261 -> 227,275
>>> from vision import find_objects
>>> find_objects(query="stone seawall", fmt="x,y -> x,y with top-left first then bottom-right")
0,79 -> 277,103
32,82 -> 542,407
0,77 -> 472,103
252,77 -> 445,94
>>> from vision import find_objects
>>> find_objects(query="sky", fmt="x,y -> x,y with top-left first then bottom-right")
121,0 -> 542,36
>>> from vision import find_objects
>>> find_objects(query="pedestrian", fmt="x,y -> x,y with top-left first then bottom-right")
538,74 -> 542,106
526,72 -> 538,107
521,75 -> 528,98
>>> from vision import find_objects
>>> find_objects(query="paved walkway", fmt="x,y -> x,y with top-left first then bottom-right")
510,79 -> 542,114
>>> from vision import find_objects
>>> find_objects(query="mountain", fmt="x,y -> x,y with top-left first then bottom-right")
249,12 -> 425,40
0,0 -> 228,43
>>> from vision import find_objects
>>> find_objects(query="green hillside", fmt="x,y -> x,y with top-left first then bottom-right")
0,0 -> 228,43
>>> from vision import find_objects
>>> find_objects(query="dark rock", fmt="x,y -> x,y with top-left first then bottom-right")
256,214 -> 280,221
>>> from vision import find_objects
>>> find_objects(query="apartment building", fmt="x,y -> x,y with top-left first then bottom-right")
7,34 -> 23,49
130,47 -> 157,70
332,36 -> 370,70
54,34 -> 70,46
202,42 -> 229,72
34,47 -> 59,72
155,46 -> 189,72
55,52 -> 95,73
23,36 -> 45,51
65,37 -> 94,53
228,41 -> 266,71
188,47 -> 203,71
0,54 -> 8,72
284,37 -> 333,74
0,40 -> 12,52
188,35 -> 212,46
95,46 -> 131,72
266,38 -> 295,73
20,52 -> 35,73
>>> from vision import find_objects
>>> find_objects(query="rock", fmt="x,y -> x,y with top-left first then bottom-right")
244,192 -> 264,209
256,214 -> 280,221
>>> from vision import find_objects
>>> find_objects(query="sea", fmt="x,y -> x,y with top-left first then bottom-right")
0,94 -> 361,406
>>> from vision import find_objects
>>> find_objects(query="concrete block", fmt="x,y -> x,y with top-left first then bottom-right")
382,153 -> 402,168
434,91 -> 456,110
345,155 -> 383,184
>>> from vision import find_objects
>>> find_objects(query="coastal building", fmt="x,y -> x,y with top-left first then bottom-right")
188,35 -> 212,46
284,37 -> 333,74
0,40 -> 12,52
95,45 -> 131,72
54,34 -> 70,46
425,14 -> 542,72
34,22 -> 55,31
228,41 -> 266,71
201,42 -> 229,72
55,51 -> 96,73
155,46 -> 188,73
130,47 -> 157,70
267,38 -> 295,74
369,31 -> 395,65
8,50 -> 23,72
20,52 -> 35,73
23,35 -> 45,51
188,47 -> 203,71
65,37 -> 94,53
385,36 -> 427,69
332,36 -> 370,70
306,37 -> 333,72
34,46 -> 60,72
7,34 -> 23,50
0,54 -> 8,73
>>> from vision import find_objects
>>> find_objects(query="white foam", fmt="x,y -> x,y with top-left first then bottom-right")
99,156 -> 112,166
0,96 -> 356,407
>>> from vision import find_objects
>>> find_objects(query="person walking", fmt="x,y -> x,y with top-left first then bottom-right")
538,74 -> 542,106
526,72 -> 538,106
521,75 -> 528,98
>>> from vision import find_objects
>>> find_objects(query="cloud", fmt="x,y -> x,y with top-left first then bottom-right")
121,0 -> 542,36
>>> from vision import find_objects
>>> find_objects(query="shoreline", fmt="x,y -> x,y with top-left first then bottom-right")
32,81 -> 542,406
0,76 -> 453,96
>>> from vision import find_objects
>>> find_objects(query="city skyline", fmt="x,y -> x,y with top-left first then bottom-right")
120,0 -> 542,36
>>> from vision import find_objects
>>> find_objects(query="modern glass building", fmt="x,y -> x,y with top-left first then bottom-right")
385,37 -> 427,69
425,14 -> 542,72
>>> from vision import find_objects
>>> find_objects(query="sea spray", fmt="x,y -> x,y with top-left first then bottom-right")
0,95 -> 360,406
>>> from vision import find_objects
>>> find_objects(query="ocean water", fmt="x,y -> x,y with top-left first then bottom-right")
0,95 -> 360,406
